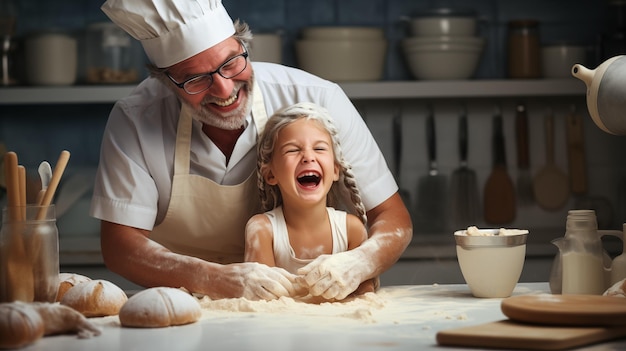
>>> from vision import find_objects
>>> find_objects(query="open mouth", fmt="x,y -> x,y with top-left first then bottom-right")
297,171 -> 321,188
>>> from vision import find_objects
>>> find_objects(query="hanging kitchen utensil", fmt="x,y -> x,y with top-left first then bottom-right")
515,102 -> 534,206
450,105 -> 480,228
533,110 -> 569,211
483,108 -> 516,224
415,107 -> 447,233
392,107 -> 411,208
566,106 -> 614,228
55,170 -> 94,218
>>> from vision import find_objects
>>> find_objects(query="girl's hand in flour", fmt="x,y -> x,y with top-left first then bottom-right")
231,262 -> 303,300
297,250 -> 370,300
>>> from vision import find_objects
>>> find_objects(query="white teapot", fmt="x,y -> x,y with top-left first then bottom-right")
572,55 -> 626,135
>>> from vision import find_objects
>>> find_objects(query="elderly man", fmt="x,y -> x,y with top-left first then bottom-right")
91,0 -> 412,300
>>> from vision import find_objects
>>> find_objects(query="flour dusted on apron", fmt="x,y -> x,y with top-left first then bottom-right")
151,81 -> 268,264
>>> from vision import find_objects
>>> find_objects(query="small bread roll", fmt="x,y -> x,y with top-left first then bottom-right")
55,273 -> 92,302
119,287 -> 202,328
60,280 -> 128,317
0,302 -> 45,349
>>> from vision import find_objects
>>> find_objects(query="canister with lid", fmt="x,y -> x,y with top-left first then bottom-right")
25,30 -> 77,86
84,21 -> 140,84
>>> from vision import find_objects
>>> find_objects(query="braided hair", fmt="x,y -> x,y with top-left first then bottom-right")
257,102 -> 367,225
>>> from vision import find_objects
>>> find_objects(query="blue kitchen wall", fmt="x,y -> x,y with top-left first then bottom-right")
0,0 -> 610,173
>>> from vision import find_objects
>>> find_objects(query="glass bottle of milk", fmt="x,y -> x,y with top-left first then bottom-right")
561,210 -> 606,295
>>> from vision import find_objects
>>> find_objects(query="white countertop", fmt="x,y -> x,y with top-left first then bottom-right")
14,283 -> 626,351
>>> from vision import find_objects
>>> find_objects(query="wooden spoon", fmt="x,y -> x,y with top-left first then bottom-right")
533,112 -> 569,211
484,112 -> 516,224
2,152 -> 34,302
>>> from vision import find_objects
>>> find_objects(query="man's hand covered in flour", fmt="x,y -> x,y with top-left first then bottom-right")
297,250 -> 373,300
230,262 -> 305,300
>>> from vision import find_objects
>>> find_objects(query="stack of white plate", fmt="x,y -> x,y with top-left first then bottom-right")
402,8 -> 484,80
296,26 -> 387,82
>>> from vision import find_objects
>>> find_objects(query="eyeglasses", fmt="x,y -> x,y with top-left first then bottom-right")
167,48 -> 249,95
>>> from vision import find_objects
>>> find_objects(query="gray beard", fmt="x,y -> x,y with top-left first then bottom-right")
186,81 -> 252,130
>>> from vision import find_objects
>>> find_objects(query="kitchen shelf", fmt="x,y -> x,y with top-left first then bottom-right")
0,79 -> 585,105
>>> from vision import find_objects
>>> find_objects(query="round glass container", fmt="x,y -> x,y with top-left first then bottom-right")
0,205 -> 59,303
84,22 -> 140,84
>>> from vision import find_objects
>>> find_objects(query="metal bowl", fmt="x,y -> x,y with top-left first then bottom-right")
454,228 -> 528,248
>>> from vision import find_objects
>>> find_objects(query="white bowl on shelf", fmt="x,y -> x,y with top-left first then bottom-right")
296,39 -> 387,81
403,36 -> 484,49
301,26 -> 384,40
403,39 -> 484,80
407,8 -> 478,37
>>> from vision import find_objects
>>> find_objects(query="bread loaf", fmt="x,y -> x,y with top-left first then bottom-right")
119,287 -> 202,328
55,273 -> 92,302
0,301 -> 101,349
0,302 -> 45,349
31,302 -> 101,338
60,279 -> 128,317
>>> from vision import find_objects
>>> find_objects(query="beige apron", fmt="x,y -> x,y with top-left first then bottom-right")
151,81 -> 268,264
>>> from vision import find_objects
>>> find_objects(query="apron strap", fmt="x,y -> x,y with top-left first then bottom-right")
174,104 -> 193,176
251,79 -> 268,134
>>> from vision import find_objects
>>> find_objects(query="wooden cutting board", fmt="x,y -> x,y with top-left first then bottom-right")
501,294 -> 626,326
436,320 -> 626,350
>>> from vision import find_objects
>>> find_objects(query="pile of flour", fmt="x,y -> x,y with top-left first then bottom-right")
196,285 -> 491,330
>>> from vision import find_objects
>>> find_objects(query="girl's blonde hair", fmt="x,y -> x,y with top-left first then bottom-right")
257,102 -> 367,225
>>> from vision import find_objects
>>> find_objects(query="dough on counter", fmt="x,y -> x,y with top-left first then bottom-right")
604,278 -> 626,297
55,273 -> 92,302
0,301 -> 101,349
119,287 -> 202,328
0,302 -> 45,349
60,279 -> 128,317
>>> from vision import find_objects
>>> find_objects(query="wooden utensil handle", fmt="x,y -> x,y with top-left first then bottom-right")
566,112 -> 587,194
545,113 -> 555,164
459,112 -> 468,163
493,114 -> 506,166
515,104 -> 530,168
426,112 -> 436,165
4,152 -> 21,221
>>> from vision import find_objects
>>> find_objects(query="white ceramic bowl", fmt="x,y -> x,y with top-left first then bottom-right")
541,44 -> 587,78
403,41 -> 484,80
454,228 -> 528,298
301,26 -> 384,40
403,36 -> 484,49
249,33 -> 282,64
296,39 -> 387,81
408,9 -> 477,37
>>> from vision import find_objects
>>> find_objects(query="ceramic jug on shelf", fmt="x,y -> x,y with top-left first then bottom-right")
549,210 -> 623,295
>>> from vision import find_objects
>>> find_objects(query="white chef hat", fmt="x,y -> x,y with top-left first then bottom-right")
101,0 -> 236,68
